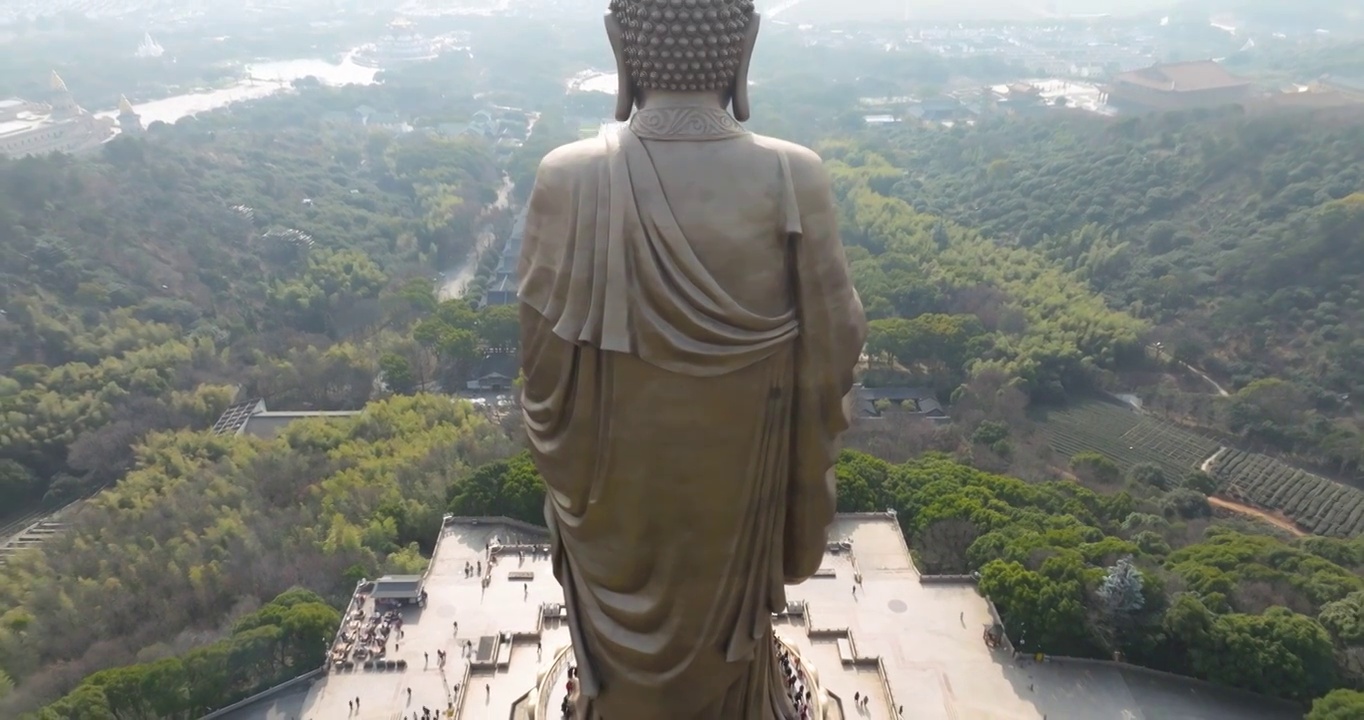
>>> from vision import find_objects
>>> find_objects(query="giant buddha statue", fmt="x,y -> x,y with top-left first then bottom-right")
517,1 -> 867,717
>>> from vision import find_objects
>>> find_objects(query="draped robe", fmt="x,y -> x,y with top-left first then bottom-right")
519,114 -> 866,719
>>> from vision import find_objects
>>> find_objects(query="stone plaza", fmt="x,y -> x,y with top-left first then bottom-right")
215,514 -> 1301,720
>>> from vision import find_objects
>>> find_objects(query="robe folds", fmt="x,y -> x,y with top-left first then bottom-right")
518,122 -> 867,719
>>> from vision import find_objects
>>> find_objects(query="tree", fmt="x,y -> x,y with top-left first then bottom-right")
1097,556 -> 1145,616
475,304 -> 520,351
1163,488 -> 1211,519
1183,470 -> 1219,494
1308,689 -> 1364,720
1320,591 -> 1364,647
1320,591 -> 1364,684
971,420 -> 1010,447
280,601 -> 342,669
380,353 -> 418,394
913,519 -> 980,575
414,299 -> 485,387
1128,463 -> 1169,491
1226,379 -> 1308,449
33,684 -> 116,720
978,559 -> 1094,656
865,314 -> 985,389
1071,452 -> 1120,484
448,452 -> 546,525
835,449 -> 890,512
385,277 -> 438,327
0,459 -> 39,507
1192,608 -> 1337,702
269,249 -> 388,337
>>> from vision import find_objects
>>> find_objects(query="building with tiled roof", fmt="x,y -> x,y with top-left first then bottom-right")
1105,60 -> 1255,114
209,398 -> 361,439
482,208 -> 528,308
1316,75 -> 1364,101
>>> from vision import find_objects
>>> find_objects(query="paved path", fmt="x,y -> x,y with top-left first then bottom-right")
438,175 -> 514,301
789,517 -> 1301,720
221,520 -> 568,720
1209,496 -> 1307,536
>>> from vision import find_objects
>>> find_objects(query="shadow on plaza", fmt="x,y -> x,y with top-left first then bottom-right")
989,647 -> 1302,720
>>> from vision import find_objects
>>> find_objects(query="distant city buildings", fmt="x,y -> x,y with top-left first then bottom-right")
318,104 -> 533,151
459,108 -> 532,148
320,105 -> 412,133
0,72 -> 116,158
904,22 -> 1165,77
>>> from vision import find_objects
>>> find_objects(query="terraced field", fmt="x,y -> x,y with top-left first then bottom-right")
1035,398 -> 1220,478
1209,449 -> 1364,538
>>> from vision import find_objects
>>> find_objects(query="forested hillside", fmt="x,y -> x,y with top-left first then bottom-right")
824,140 -> 1147,401
0,395 -> 514,715
1225,40 -> 1364,82
867,110 -> 1364,476
0,119 -> 502,508
29,588 -> 340,720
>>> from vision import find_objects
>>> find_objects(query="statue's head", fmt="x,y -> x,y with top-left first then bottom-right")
605,0 -> 760,122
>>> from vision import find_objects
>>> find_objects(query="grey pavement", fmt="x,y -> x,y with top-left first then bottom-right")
217,515 -> 1302,720
784,516 -> 1302,720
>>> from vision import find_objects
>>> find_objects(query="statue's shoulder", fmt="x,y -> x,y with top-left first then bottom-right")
749,134 -> 828,185
535,138 -> 608,187
749,134 -> 833,205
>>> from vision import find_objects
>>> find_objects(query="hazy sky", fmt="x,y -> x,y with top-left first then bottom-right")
756,0 -> 1182,23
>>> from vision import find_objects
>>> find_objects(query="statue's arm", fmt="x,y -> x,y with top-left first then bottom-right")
790,151 -> 867,433
784,149 -> 868,582
517,148 -> 573,310
517,151 -> 600,515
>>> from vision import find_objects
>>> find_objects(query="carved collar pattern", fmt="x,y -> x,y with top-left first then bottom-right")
629,106 -> 749,141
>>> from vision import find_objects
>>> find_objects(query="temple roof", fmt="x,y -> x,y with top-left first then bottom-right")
1113,61 -> 1249,93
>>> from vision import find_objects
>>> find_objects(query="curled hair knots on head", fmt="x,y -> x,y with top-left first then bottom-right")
609,0 -> 754,92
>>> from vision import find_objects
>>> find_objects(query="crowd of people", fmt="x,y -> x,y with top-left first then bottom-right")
778,637 -> 819,719
325,532 -> 566,717
559,664 -> 580,719
331,603 -> 404,666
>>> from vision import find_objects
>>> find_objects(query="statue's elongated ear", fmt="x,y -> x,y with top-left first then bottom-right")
605,13 -> 635,122
730,13 -> 760,122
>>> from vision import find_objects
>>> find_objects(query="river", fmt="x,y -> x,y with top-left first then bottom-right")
566,70 -> 618,95
95,53 -> 379,126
